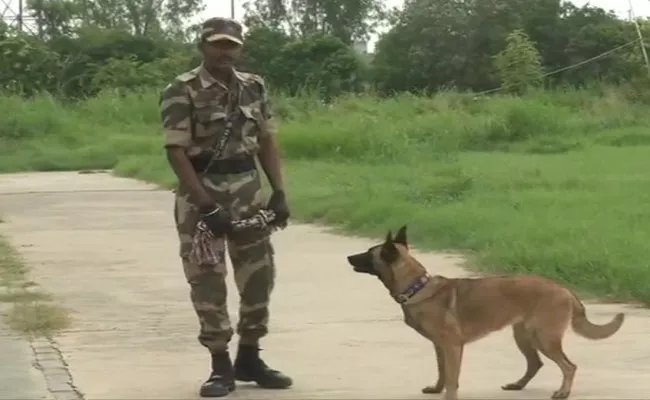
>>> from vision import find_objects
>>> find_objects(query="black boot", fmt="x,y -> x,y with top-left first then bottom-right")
233,344 -> 293,389
199,351 -> 236,397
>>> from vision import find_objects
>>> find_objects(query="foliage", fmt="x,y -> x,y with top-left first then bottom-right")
371,0 -> 649,94
26,0 -> 205,41
241,0 -> 392,44
1,0 -> 649,99
493,29 -> 545,94
90,53 -> 196,91
238,26 -> 366,98
275,34 -> 367,98
0,33 -> 62,96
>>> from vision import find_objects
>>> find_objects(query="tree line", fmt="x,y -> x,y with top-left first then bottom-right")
1,0 -> 649,100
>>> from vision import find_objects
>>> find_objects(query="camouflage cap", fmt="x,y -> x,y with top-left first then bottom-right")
201,17 -> 244,45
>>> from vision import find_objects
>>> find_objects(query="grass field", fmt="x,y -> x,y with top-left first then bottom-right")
1,85 -> 650,304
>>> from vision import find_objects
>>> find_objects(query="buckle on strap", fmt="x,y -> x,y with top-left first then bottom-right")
395,293 -> 410,304
395,274 -> 431,304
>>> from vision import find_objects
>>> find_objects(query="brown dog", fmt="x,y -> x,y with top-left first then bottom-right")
346,225 -> 625,400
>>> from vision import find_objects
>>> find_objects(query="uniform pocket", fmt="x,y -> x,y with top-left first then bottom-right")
239,105 -> 261,143
194,102 -> 227,137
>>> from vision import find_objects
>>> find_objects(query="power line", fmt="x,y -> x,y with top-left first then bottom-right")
628,0 -> 650,78
476,38 -> 643,96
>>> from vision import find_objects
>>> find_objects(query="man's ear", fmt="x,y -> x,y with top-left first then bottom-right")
394,225 -> 408,248
380,230 -> 399,264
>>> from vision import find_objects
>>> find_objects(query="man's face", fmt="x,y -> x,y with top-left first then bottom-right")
202,39 -> 242,70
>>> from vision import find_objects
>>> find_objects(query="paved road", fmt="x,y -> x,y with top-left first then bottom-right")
0,315 -> 52,400
0,171 -> 649,400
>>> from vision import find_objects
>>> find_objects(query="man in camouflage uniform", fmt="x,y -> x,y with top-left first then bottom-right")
159,16 -> 292,398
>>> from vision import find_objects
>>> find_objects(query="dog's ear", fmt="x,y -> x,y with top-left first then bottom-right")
394,225 -> 408,247
380,230 -> 399,264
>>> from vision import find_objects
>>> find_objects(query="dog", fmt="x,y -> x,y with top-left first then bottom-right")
346,225 -> 625,400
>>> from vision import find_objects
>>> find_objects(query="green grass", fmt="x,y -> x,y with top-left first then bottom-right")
0,234 -> 71,337
2,85 -> 650,304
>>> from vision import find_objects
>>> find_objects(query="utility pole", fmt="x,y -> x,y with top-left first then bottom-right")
1,0 -> 36,34
231,0 -> 235,19
17,0 -> 22,31
629,0 -> 650,78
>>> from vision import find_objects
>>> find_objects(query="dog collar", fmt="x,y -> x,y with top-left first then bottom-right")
395,274 -> 431,304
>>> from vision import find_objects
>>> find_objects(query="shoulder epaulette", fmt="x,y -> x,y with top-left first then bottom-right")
236,70 -> 265,86
175,66 -> 201,83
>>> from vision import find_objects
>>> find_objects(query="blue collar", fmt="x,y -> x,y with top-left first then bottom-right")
395,275 -> 431,304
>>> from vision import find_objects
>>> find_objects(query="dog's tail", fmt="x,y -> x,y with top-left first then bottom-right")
570,292 -> 624,340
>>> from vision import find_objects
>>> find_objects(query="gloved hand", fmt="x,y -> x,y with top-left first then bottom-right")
199,204 -> 233,237
267,190 -> 290,227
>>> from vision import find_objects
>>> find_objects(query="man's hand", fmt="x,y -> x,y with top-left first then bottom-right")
267,190 -> 290,227
200,204 -> 233,237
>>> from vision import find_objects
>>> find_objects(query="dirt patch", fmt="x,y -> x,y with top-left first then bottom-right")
0,235 -> 71,338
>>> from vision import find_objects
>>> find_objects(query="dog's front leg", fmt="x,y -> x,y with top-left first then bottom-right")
422,342 -> 445,394
442,342 -> 463,400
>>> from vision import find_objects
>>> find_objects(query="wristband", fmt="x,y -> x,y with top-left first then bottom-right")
200,205 -> 221,217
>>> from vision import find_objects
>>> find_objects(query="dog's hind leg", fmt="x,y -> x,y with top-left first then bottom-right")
502,322 -> 543,391
536,335 -> 576,399
535,306 -> 577,400
422,342 -> 445,394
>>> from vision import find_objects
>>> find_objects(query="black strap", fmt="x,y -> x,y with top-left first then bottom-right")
200,85 -> 243,176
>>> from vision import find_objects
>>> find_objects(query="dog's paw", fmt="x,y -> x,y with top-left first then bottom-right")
422,384 -> 444,394
501,382 -> 524,391
551,389 -> 570,399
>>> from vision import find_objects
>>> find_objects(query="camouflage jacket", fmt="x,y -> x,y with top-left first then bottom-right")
159,64 -> 277,160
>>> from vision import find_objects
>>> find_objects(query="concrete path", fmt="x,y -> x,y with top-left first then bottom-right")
0,317 -> 52,400
0,171 -> 649,400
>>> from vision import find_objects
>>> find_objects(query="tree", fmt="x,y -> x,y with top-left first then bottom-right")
371,0 -> 474,93
461,0 -> 562,89
238,25 -> 292,80
550,3 -> 639,85
275,34 -> 367,98
0,33 -> 63,95
242,0 -> 390,44
239,28 -> 366,99
26,0 -> 206,41
370,0 -> 642,94
28,0 -> 82,38
493,29 -> 544,94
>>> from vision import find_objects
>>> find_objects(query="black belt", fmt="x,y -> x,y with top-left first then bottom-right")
190,155 -> 256,175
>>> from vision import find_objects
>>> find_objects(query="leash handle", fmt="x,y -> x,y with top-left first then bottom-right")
231,209 -> 278,231
196,209 -> 281,235
190,209 -> 280,266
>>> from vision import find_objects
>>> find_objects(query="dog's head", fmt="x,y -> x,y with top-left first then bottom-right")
346,225 -> 410,285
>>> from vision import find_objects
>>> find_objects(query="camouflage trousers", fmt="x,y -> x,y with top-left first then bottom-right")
174,168 -> 276,353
